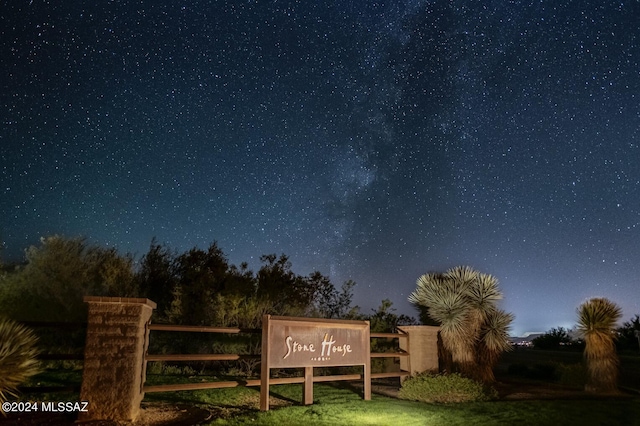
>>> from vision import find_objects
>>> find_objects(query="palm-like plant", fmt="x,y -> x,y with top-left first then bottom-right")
477,309 -> 514,382
0,319 -> 40,413
409,266 -> 513,383
576,298 -> 622,393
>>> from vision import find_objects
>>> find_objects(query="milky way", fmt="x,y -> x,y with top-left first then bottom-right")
2,1 -> 639,335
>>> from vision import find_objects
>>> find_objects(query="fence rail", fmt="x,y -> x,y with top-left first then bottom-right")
143,371 -> 410,394
148,324 -> 260,334
146,354 -> 260,362
144,322 -> 410,394
16,320 -> 412,396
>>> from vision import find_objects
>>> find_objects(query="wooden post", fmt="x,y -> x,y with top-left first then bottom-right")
404,330 -> 411,383
303,366 -> 313,405
363,320 -> 371,400
260,314 -> 271,411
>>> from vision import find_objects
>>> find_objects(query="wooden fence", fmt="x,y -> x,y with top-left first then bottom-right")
143,323 -> 410,393
14,299 -> 437,423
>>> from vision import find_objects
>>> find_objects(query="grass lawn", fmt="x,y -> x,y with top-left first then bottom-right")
14,350 -> 640,425
142,379 -> 640,426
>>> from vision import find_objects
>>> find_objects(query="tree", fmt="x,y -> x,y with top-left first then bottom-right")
309,275 -> 359,319
532,327 -> 574,350
256,254 -> 308,315
576,298 -> 622,393
616,315 -> 640,352
368,299 -> 416,333
136,239 -> 178,320
169,242 -> 231,325
225,262 -> 257,297
409,266 -> 513,383
0,236 -> 136,322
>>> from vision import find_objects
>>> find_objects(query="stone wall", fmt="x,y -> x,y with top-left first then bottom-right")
398,325 -> 439,377
78,296 -> 156,422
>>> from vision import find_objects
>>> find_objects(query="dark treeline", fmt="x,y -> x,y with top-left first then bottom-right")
0,235 -> 415,330
0,236 -> 416,373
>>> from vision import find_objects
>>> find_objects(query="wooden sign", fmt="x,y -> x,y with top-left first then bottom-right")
260,315 -> 371,411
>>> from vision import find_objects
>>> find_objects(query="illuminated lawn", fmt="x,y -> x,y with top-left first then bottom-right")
143,381 -> 640,426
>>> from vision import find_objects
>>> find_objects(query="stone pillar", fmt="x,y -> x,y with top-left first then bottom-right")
398,325 -> 439,378
79,296 -> 156,422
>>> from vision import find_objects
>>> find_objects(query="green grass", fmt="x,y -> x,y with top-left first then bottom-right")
14,350 -> 640,425
16,367 -> 82,402
140,373 -> 640,426
141,383 -> 640,426
501,348 -> 640,392
140,351 -> 640,426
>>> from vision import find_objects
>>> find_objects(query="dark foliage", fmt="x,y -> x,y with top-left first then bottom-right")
532,327 -> 574,350
135,239 -> 178,320
616,315 -> 640,352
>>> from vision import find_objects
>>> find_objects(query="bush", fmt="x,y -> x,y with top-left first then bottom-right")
0,319 -> 41,411
398,372 -> 497,404
532,327 -> 573,350
0,236 -> 137,323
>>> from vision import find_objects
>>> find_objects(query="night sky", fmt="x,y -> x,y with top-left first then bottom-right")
2,1 -> 639,336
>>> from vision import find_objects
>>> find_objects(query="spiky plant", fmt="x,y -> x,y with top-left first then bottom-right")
409,266 -> 513,382
476,309 -> 514,382
576,298 -> 622,393
410,271 -> 474,367
0,319 -> 40,412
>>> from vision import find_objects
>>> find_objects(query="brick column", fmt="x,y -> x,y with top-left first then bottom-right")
79,296 -> 156,422
398,325 -> 439,378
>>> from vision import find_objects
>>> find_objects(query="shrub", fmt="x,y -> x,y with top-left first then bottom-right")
531,327 -> 574,350
577,298 -> 622,393
398,372 -> 497,404
0,236 -> 136,323
0,319 -> 41,412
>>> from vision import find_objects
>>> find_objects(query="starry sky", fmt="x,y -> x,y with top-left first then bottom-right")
2,0 -> 639,336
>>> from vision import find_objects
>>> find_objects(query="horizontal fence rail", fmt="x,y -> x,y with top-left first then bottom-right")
146,354 -> 260,362
148,324 -> 260,334
370,350 -> 409,358
143,371 -> 411,394
144,323 -> 411,394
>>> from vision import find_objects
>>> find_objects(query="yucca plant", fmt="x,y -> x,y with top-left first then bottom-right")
576,298 -> 622,393
0,319 -> 40,413
476,309 -> 515,382
410,271 -> 475,368
409,266 -> 513,383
